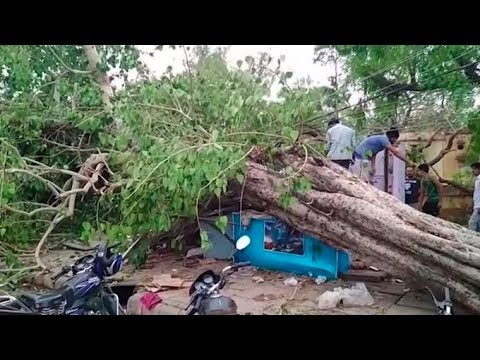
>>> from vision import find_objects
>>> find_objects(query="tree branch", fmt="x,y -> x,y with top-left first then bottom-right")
438,178 -> 474,195
48,47 -> 93,75
35,209 -> 67,270
3,169 -> 62,197
457,58 -> 480,85
1,204 -> 61,217
42,137 -> 100,152
37,169 -> 89,182
82,45 -> 114,112
419,127 -> 443,151
427,129 -> 463,167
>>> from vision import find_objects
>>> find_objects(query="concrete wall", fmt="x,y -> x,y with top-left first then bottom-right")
399,131 -> 470,179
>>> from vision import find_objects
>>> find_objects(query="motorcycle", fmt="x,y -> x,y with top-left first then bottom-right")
426,286 -> 453,315
185,235 -> 251,315
0,242 -> 124,315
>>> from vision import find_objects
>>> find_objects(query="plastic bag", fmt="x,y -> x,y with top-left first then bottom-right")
317,283 -> 374,310
315,276 -> 327,284
341,282 -> 374,307
317,290 -> 342,310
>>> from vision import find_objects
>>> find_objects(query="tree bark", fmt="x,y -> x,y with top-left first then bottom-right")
82,45 -> 114,112
243,152 -> 480,313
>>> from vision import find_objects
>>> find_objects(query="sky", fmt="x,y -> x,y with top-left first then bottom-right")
133,45 -> 340,101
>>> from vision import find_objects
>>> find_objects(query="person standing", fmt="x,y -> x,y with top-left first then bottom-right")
405,165 -> 420,208
351,127 -> 408,183
468,162 -> 480,232
326,118 -> 356,169
417,163 -> 443,217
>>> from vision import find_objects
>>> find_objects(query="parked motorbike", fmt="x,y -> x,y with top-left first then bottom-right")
0,242 -> 124,315
185,235 -> 251,315
426,286 -> 453,315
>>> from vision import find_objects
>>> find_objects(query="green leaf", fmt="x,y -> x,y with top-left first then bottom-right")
0,228 -> 6,238
82,222 -> 91,231
116,134 -> 129,151
214,188 -> 222,198
200,230 -> 212,251
294,177 -> 312,194
215,215 -> 228,234
235,173 -> 245,184
212,129 -> 219,141
285,71 -> 293,78
98,132 -> 110,146
289,129 -> 299,142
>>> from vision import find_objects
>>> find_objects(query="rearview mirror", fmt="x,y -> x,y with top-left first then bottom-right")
235,235 -> 251,251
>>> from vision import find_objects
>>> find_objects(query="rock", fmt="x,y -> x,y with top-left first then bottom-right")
186,247 -> 204,259
252,276 -> 264,283
284,277 -> 298,287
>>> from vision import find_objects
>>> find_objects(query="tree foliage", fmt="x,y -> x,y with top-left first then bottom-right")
315,45 -> 480,136
0,45 -> 325,274
2,45 -> 480,278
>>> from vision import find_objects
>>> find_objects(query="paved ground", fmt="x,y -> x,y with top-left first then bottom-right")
122,253 -> 439,315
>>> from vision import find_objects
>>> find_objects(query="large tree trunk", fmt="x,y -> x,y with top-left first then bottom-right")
243,152 -> 480,313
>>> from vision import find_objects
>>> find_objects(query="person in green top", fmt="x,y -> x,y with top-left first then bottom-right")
417,163 -> 443,217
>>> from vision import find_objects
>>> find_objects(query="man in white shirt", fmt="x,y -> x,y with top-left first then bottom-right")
326,118 -> 356,169
468,162 -> 480,232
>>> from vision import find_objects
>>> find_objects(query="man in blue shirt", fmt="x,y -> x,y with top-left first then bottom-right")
351,128 -> 408,183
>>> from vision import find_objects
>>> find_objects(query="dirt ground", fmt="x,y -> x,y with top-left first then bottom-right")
23,249 -> 442,315
118,253 -> 439,315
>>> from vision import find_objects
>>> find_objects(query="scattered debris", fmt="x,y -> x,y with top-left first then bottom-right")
284,277 -> 298,287
351,260 -> 369,270
252,276 -> 265,283
140,292 -> 163,310
199,258 -> 217,265
183,258 -> 199,267
340,269 -> 386,283
317,290 -> 343,310
152,274 -> 185,289
315,275 -> 327,284
186,247 -> 204,259
317,282 -> 375,310
341,283 -> 375,307
394,279 -> 404,283
369,266 -> 380,272
253,293 -> 280,301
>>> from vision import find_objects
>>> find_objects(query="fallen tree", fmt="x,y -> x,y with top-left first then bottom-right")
2,45 -> 480,314
243,149 -> 480,313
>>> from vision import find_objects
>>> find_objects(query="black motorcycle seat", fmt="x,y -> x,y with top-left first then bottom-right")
20,286 -> 74,309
